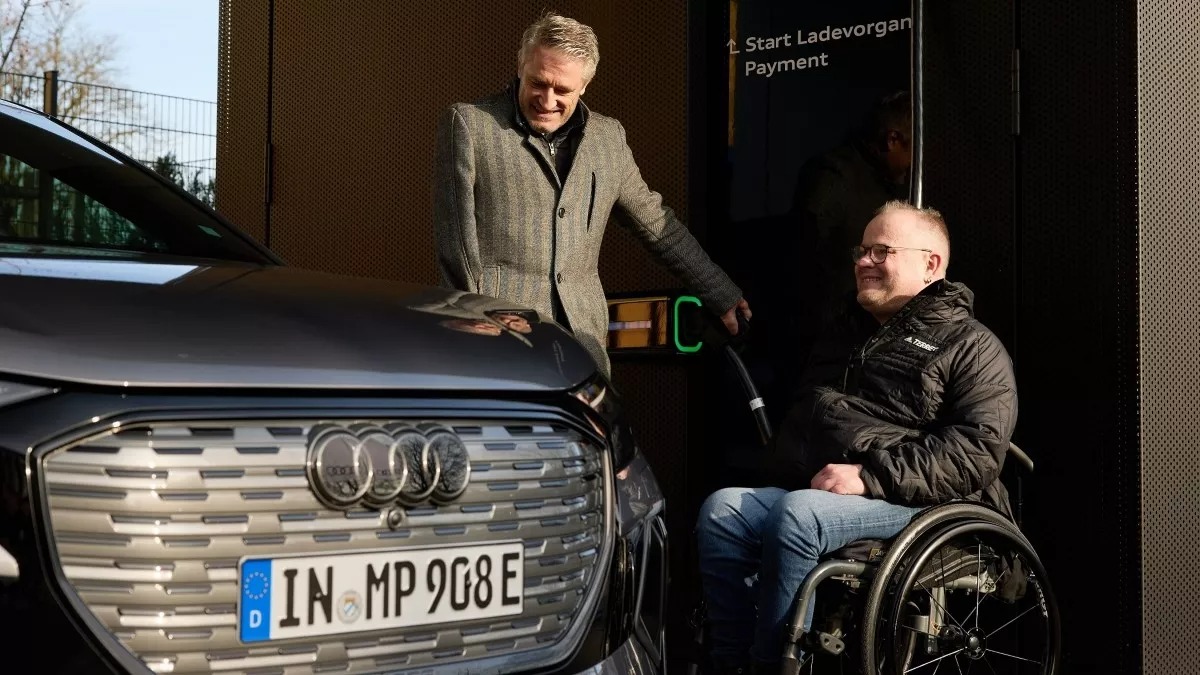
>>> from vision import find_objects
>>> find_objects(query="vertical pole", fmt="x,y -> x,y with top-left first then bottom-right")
42,69 -> 58,117
38,70 -> 59,239
909,0 -> 925,207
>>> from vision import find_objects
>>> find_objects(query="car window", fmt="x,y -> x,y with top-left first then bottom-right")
0,102 -> 274,264
1,151 -> 173,252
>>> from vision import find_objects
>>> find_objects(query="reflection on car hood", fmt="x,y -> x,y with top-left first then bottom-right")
0,258 -> 597,391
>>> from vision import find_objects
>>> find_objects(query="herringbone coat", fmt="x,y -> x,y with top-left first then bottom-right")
433,85 -> 742,374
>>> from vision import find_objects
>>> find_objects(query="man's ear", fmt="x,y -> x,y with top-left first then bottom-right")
927,252 -> 943,280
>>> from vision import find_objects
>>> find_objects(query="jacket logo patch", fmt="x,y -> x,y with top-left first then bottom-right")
904,336 -> 940,352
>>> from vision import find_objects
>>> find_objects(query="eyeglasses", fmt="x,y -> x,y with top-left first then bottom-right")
850,244 -> 933,264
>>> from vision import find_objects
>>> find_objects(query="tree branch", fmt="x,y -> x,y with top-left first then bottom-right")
1,0 -> 35,70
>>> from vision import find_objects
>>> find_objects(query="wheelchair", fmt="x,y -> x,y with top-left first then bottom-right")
776,447 -> 1060,674
689,444 -> 1061,674
689,331 -> 1062,675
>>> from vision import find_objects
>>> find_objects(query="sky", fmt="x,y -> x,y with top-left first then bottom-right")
78,0 -> 218,102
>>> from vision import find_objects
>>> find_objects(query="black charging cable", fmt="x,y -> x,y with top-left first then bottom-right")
689,309 -> 773,447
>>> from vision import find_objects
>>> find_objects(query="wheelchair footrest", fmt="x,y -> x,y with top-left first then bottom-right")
813,631 -> 845,656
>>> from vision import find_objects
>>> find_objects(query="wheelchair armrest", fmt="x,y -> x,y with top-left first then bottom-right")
1008,442 -> 1035,474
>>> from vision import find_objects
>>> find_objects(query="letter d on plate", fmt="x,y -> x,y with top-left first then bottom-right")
241,559 -> 272,642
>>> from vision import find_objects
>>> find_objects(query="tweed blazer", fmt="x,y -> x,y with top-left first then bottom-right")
433,85 -> 742,374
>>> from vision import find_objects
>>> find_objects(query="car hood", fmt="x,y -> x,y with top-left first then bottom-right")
0,257 -> 598,391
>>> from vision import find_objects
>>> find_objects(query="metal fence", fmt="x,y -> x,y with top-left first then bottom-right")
0,70 -> 216,203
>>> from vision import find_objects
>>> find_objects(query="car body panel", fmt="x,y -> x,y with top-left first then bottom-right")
0,258 -> 595,390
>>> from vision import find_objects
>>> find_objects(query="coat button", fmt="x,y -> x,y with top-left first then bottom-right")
557,207 -> 566,218
556,272 -> 564,283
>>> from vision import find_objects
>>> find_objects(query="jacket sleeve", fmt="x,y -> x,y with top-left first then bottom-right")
610,121 -> 742,315
433,106 -> 481,293
814,332 -> 1018,505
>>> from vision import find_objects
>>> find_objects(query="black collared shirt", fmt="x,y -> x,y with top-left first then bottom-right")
511,78 -> 587,182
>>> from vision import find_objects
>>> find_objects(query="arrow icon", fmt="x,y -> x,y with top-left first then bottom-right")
727,39 -> 739,54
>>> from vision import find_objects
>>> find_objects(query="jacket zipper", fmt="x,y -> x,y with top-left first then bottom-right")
843,296 -> 931,392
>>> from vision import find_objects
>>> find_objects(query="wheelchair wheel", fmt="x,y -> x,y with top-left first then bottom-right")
863,513 -> 1061,674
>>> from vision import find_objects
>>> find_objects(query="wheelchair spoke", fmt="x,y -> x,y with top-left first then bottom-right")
984,603 -> 1038,640
983,648 -> 1043,666
917,654 -> 945,675
903,647 -> 965,674
961,582 -> 1000,628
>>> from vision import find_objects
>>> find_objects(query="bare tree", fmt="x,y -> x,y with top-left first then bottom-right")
3,1 -> 119,79
1,0 -> 136,146
0,0 -> 34,71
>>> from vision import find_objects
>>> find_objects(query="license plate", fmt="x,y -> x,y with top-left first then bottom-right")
238,542 -> 524,642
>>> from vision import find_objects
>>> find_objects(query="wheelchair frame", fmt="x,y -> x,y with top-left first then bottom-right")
778,498 -> 1061,674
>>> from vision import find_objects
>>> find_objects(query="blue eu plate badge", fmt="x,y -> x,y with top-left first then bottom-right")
240,559 -> 272,642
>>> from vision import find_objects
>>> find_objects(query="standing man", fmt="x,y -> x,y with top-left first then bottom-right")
433,11 -> 750,374
696,201 -> 1017,672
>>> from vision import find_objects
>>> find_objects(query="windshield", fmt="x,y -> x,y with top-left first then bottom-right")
0,101 -> 275,264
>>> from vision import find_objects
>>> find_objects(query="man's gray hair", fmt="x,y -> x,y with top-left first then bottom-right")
517,12 -> 599,81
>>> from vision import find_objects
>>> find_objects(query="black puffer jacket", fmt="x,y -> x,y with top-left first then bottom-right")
773,280 -> 1016,518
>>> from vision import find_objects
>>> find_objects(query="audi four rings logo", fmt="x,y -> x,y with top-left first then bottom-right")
305,422 -> 472,510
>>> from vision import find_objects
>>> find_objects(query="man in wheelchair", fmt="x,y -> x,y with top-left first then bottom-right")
696,201 -> 1046,674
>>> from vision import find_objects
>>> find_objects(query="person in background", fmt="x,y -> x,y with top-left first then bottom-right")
783,91 -> 913,371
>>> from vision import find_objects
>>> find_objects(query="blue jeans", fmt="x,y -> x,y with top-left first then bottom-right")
695,487 -> 923,665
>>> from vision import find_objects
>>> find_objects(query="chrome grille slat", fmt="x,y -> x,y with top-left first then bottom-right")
129,614 -> 575,668
58,515 -> 601,573
56,520 -> 603,561
45,417 -> 610,674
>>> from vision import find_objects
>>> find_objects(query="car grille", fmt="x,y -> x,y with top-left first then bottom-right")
41,417 -> 610,674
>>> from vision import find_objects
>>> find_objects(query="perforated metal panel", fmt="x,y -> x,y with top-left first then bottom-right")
262,2 -> 444,281
920,0 -> 1015,345
1137,1 -> 1200,672
1016,1 -> 1141,671
215,0 -> 270,242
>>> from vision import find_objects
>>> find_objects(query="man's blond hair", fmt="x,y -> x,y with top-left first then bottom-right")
517,12 -> 599,81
